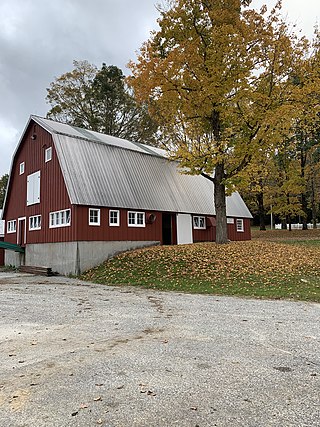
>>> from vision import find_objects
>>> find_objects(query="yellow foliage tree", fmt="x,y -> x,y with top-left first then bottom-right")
128,0 -> 307,243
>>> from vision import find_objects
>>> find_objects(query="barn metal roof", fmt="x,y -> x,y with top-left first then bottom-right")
31,116 -> 252,218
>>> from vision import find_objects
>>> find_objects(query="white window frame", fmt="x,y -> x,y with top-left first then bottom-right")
45,147 -> 52,163
193,215 -> 206,229
27,170 -> 40,206
19,162 -> 25,175
29,215 -> 41,231
89,208 -> 100,226
236,218 -> 244,232
7,220 -> 16,233
49,209 -> 71,228
109,210 -> 120,227
227,217 -> 235,224
127,211 -> 145,227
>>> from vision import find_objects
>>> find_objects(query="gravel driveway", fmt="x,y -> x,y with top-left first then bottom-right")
0,272 -> 319,427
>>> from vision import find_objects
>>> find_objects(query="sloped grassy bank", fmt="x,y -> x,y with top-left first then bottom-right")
81,241 -> 320,302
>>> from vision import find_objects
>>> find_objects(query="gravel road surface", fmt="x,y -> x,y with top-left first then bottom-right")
0,272 -> 319,427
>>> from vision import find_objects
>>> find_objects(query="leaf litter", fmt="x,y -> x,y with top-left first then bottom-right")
81,241 -> 320,302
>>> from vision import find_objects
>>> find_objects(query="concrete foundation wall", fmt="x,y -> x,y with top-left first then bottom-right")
5,251 -> 25,268
12,240 -> 159,276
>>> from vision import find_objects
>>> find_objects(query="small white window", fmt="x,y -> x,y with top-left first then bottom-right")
236,219 -> 244,232
19,162 -> 25,175
136,212 -> 144,225
29,215 -> 41,231
27,170 -> 40,206
45,147 -> 52,163
127,211 -> 145,227
49,209 -> 71,228
193,216 -> 206,229
109,210 -> 120,226
227,217 -> 235,224
89,208 -> 100,226
7,220 -> 16,233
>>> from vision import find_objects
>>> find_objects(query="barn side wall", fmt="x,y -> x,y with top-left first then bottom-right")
228,218 -> 251,241
75,206 -> 163,243
193,217 -> 251,242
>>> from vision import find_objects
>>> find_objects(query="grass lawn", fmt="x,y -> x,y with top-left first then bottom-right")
81,233 -> 320,302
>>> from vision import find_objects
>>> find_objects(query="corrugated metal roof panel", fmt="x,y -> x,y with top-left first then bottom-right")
53,133 -> 252,218
33,116 -> 157,156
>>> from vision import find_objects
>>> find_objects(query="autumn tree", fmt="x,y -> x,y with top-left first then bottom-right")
269,144 -> 306,230
239,29 -> 320,231
46,60 -> 159,145
237,149 -> 277,230
0,174 -> 9,209
291,33 -> 320,228
129,0 -> 306,243
306,146 -> 320,227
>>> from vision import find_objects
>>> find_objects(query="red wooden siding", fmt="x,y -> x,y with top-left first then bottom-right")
75,207 -> 163,243
193,216 -> 216,242
3,121 -> 74,245
227,218 -> 251,241
193,216 -> 251,242
0,237 -> 4,266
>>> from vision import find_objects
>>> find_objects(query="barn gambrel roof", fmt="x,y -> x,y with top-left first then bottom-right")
6,116 -> 253,218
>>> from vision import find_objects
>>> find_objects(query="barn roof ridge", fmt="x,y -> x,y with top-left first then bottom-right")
31,115 -> 167,159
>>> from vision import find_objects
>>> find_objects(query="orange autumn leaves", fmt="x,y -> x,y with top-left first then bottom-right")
82,241 -> 320,292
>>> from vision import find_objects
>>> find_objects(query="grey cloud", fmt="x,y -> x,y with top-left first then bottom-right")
0,0 -> 160,175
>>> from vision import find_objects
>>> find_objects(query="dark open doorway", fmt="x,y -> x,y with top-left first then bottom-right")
162,213 -> 173,245
18,218 -> 26,247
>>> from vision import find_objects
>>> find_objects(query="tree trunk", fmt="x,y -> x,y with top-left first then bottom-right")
301,193 -> 308,230
214,163 -> 228,244
257,191 -> 266,231
311,176 -> 317,229
281,218 -> 287,230
300,149 -> 308,230
287,215 -> 292,232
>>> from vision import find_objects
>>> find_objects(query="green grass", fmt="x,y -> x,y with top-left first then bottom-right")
81,240 -> 320,302
278,239 -> 320,247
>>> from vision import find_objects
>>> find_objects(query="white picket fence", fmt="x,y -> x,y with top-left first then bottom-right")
274,223 -> 320,230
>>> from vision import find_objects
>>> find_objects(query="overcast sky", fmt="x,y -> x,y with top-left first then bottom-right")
0,0 -> 319,177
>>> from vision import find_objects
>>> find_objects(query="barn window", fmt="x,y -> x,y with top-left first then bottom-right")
236,219 -> 244,232
193,216 -> 206,229
109,210 -> 119,226
45,147 -> 52,163
19,162 -> 25,175
29,215 -> 41,231
7,220 -> 16,233
227,217 -> 234,224
49,209 -> 71,228
89,208 -> 100,226
128,211 -> 145,227
27,170 -> 40,206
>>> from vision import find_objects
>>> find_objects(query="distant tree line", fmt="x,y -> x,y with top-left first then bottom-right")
0,174 -> 9,209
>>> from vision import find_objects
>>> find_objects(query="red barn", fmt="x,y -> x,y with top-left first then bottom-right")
2,116 -> 252,275
0,210 -> 4,266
